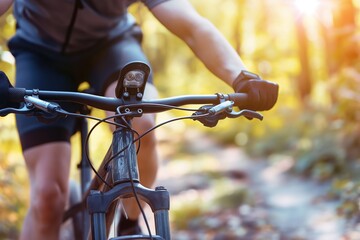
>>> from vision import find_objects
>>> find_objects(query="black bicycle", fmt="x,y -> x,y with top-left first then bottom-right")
0,62 -> 263,240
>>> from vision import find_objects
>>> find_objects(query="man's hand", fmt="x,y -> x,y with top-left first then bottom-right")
232,70 -> 279,111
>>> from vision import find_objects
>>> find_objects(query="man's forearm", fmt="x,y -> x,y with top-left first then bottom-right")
151,0 -> 247,87
184,18 -> 247,86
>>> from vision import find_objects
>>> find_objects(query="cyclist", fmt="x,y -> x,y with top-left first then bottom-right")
0,0 -> 278,239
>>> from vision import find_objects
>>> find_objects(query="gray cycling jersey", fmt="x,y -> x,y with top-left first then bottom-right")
13,0 -> 169,53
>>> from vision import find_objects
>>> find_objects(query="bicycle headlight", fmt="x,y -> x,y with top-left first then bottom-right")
115,62 -> 150,100
123,70 -> 145,88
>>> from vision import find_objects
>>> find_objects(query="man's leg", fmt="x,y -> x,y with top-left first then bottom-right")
10,35 -> 81,240
105,82 -> 159,220
20,142 -> 71,240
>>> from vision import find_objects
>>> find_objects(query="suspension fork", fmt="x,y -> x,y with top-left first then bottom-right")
87,121 -> 171,239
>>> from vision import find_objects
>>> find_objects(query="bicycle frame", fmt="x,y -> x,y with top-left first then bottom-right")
87,117 -> 171,240
64,114 -> 171,240
74,117 -> 92,240
66,111 -> 170,239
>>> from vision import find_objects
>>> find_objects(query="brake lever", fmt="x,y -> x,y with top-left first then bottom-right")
227,109 -> 263,121
206,99 -> 263,121
0,104 -> 34,117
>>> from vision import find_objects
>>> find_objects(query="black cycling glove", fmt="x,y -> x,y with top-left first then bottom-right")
0,71 -> 14,109
232,70 -> 279,111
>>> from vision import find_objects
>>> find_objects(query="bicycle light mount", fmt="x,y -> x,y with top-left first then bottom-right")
115,61 -> 150,102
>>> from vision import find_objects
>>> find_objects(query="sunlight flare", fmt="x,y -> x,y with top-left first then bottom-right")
294,0 -> 320,15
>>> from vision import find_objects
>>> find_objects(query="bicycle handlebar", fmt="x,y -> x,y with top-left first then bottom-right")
7,87 -> 249,112
1,86 -> 264,123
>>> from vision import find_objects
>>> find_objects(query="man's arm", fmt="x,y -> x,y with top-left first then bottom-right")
150,0 -> 246,86
0,0 -> 13,16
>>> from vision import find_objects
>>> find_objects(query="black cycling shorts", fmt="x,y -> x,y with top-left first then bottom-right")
8,25 -> 153,151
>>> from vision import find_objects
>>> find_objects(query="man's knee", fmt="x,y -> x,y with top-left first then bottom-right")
31,183 -> 67,223
133,114 -> 156,136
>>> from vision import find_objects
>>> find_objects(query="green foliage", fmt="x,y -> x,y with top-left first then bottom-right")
330,178 -> 360,219
0,127 -> 28,239
1,0 -> 360,236
170,196 -> 206,230
0,9 -> 23,239
212,186 -> 249,209
170,177 -> 250,230
94,0 -> 360,235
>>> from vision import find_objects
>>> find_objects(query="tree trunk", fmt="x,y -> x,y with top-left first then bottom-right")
295,16 -> 312,101
332,0 -> 357,68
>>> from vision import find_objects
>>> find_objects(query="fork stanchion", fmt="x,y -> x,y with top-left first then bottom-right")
88,190 -> 107,240
154,209 -> 171,239
87,182 -> 171,239
152,186 -> 171,239
91,212 -> 107,240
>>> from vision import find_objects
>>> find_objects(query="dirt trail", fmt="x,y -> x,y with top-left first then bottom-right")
246,157 -> 348,239
152,128 -> 358,239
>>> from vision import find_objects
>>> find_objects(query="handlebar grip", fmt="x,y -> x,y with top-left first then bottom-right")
8,87 -> 26,103
227,93 -> 249,108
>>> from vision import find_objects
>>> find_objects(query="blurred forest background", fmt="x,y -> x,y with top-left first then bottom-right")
2,0 -> 360,238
